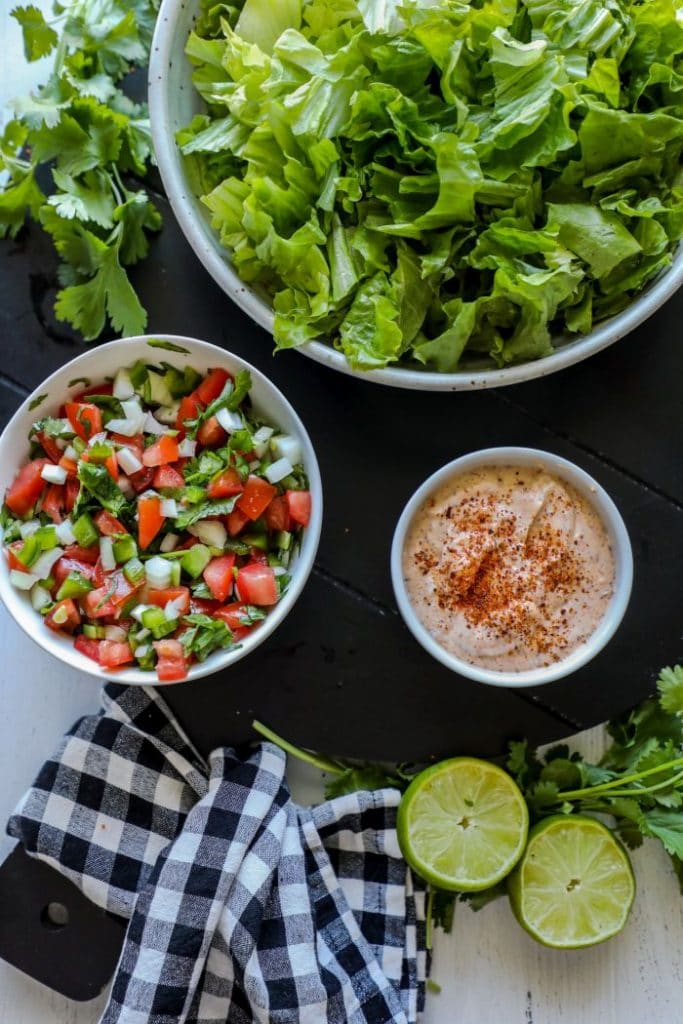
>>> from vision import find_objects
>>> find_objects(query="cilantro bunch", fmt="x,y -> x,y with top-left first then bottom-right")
0,0 -> 161,338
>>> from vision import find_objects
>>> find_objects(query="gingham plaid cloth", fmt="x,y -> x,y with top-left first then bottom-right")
7,684 -> 428,1024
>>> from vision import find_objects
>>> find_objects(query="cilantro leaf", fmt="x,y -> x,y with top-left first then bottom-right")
658,666 -> 683,717
0,170 -> 45,239
11,5 -> 58,61
324,764 -> 403,799
77,461 -> 128,517
180,613 -> 234,661
174,496 -> 239,530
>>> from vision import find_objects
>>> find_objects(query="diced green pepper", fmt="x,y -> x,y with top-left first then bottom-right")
123,557 -> 146,586
88,443 -> 114,463
242,533 -> 269,551
180,544 -> 211,579
141,606 -> 177,639
72,437 -> 86,456
56,571 -> 93,601
73,513 -> 99,548
83,624 -> 106,639
170,561 -> 181,587
276,531 -> 292,551
17,534 -> 41,567
163,365 -> 202,399
113,536 -> 138,563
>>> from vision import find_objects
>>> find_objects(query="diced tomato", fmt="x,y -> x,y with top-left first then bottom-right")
53,557 -> 97,587
64,402 -> 103,442
190,597 -> 220,615
138,495 -> 164,549
93,558 -> 106,588
37,431 -> 63,463
153,464 -> 185,490
63,544 -> 99,564
142,435 -> 180,467
58,455 -> 78,477
236,476 -> 277,521
236,563 -> 278,606
286,490 -> 312,527
5,459 -> 48,516
145,586 -> 191,614
128,466 -> 155,493
194,368 -> 231,406
74,382 -> 113,401
176,394 -> 203,434
82,586 -> 115,618
207,468 -> 243,499
248,548 -> 268,564
83,571 -> 140,619
197,416 -> 226,448
45,599 -> 81,634
6,541 -> 26,572
227,508 -> 249,536
105,453 -> 119,481
74,635 -> 101,662
264,495 -> 291,533
153,638 -> 188,682
42,484 -> 64,524
65,477 -> 80,512
214,602 -> 253,632
99,640 -> 134,669
202,554 -> 236,603
177,535 -> 199,550
94,510 -> 128,536
110,432 -> 144,452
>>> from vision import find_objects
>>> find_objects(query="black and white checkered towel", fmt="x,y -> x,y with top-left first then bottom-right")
8,684 -> 428,1023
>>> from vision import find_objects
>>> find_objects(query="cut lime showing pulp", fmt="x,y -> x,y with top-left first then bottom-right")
508,815 -> 635,949
397,757 -> 529,892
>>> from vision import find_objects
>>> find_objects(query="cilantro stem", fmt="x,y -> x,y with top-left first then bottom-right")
425,888 -> 434,951
252,720 -> 346,776
557,756 -> 683,802
571,768 -> 683,800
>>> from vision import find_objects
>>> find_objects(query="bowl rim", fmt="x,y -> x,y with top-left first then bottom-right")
390,446 -> 633,687
0,334 -> 323,685
148,0 -> 683,392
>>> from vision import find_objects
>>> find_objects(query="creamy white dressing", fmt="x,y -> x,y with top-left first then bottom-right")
402,466 -> 615,672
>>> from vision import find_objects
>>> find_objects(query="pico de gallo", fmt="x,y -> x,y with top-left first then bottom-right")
1,359 -> 312,682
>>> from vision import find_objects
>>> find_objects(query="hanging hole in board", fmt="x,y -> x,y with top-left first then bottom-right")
40,901 -> 69,930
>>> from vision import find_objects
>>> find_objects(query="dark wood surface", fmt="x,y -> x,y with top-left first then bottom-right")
0,194 -> 682,999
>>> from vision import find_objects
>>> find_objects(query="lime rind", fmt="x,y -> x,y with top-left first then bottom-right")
397,757 -> 529,892
508,815 -> 635,949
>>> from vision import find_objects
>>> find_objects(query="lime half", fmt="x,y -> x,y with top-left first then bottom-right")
397,757 -> 529,891
508,815 -> 635,949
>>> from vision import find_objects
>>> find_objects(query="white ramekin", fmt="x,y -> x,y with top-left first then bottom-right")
0,335 -> 323,685
390,447 -> 633,688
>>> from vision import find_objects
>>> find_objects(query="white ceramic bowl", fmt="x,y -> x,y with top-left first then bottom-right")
390,447 -> 633,687
148,0 -> 683,392
0,335 -> 322,685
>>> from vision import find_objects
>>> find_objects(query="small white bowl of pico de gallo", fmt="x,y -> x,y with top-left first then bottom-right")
0,335 -> 322,684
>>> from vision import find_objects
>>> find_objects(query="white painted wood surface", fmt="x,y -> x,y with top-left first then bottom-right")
1,9 -> 682,1022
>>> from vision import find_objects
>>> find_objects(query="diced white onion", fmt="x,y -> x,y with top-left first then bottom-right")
30,582 -> 52,610
41,463 -> 68,485
113,368 -> 135,400
188,519 -> 227,548
135,628 -> 150,641
215,407 -> 243,433
253,426 -> 274,444
145,556 -> 173,590
160,533 -> 179,553
273,566 -> 288,576
164,599 -> 181,621
116,446 -> 143,475
248,460 -> 260,471
100,536 -> 116,572
270,434 -> 302,466
10,569 -> 39,590
55,519 -> 76,545
265,457 -> 293,484
55,437 -> 68,451
121,398 -> 143,420
178,438 -> 196,458
134,644 -> 151,658
64,445 -> 79,462
31,547 -> 64,580
130,604 -> 152,623
106,414 -> 145,436
88,431 -> 107,448
155,404 -> 180,426
160,498 -> 178,518
117,477 -> 134,497
19,520 -> 40,539
144,412 -> 167,436
104,625 -> 127,642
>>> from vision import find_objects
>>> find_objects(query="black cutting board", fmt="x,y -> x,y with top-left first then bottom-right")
0,202 -> 681,999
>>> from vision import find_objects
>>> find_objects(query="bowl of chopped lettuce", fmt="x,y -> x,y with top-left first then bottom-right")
0,335 -> 322,684
148,0 -> 683,390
